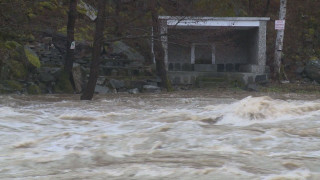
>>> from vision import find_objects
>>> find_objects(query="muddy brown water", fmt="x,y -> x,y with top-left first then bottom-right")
1,91 -> 320,179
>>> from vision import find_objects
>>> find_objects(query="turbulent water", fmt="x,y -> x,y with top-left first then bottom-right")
1,93 -> 320,180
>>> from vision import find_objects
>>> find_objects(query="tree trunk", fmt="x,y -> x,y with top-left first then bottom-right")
64,0 -> 77,76
81,0 -> 107,100
264,0 -> 271,16
150,0 -> 172,91
274,0 -> 287,80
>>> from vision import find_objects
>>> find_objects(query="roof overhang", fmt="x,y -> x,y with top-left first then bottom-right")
159,16 -> 270,29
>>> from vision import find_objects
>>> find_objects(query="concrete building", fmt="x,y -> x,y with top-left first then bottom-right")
158,16 -> 270,85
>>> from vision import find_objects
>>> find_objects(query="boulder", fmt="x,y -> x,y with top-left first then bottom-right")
143,85 -> 161,93
109,79 -> 125,89
39,71 -> 55,82
129,80 -> 148,89
305,59 -> 320,83
96,76 -> 106,85
95,85 -> 110,94
39,67 -> 60,82
246,83 -> 259,92
295,66 -> 305,74
111,41 -> 145,64
75,41 -> 92,59
128,88 -> 139,94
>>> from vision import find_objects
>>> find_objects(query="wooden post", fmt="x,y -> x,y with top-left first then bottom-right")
274,0 -> 287,80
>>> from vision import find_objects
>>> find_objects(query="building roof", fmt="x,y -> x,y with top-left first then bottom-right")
159,16 -> 270,29
159,16 -> 270,21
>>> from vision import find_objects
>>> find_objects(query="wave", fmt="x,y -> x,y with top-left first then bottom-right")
205,96 -> 320,126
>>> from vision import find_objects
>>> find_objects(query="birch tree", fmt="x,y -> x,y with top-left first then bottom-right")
274,0 -> 287,80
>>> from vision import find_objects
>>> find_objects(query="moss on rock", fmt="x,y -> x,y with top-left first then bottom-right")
54,71 -> 74,94
4,41 -> 21,50
4,80 -> 23,91
24,46 -> 41,68
9,60 -> 27,79
27,84 -> 41,95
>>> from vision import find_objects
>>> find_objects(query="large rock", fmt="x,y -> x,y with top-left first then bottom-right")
246,83 -> 259,92
95,85 -> 110,94
110,41 -> 145,64
305,59 -> 320,83
75,41 -> 92,59
96,76 -> 106,85
128,88 -> 139,94
109,79 -> 125,89
143,85 -> 161,93
39,67 -> 60,82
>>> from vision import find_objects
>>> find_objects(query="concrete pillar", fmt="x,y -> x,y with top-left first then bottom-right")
191,44 -> 195,64
211,44 -> 216,64
257,21 -> 267,66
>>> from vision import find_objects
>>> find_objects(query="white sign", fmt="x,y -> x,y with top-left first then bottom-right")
70,41 -> 75,50
275,20 -> 285,30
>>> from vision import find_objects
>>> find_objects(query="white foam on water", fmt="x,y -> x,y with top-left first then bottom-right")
262,169 -> 311,180
0,106 -> 21,117
1,95 -> 320,179
210,96 -> 320,126
218,164 -> 256,177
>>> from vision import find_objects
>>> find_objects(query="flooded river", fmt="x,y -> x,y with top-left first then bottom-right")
1,92 -> 320,179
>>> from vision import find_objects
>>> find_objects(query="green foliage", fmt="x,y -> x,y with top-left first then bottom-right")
38,1 -> 57,11
75,25 -> 94,41
57,26 -> 67,35
24,47 -> 41,68
54,71 -> 74,94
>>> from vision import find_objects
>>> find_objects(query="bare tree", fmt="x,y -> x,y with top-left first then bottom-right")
81,0 -> 107,100
274,0 -> 287,80
150,0 -> 172,91
64,0 -> 78,78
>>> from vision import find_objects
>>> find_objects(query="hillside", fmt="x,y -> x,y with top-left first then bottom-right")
1,0 -> 320,94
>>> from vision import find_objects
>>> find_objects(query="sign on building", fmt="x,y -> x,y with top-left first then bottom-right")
275,20 -> 285,30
